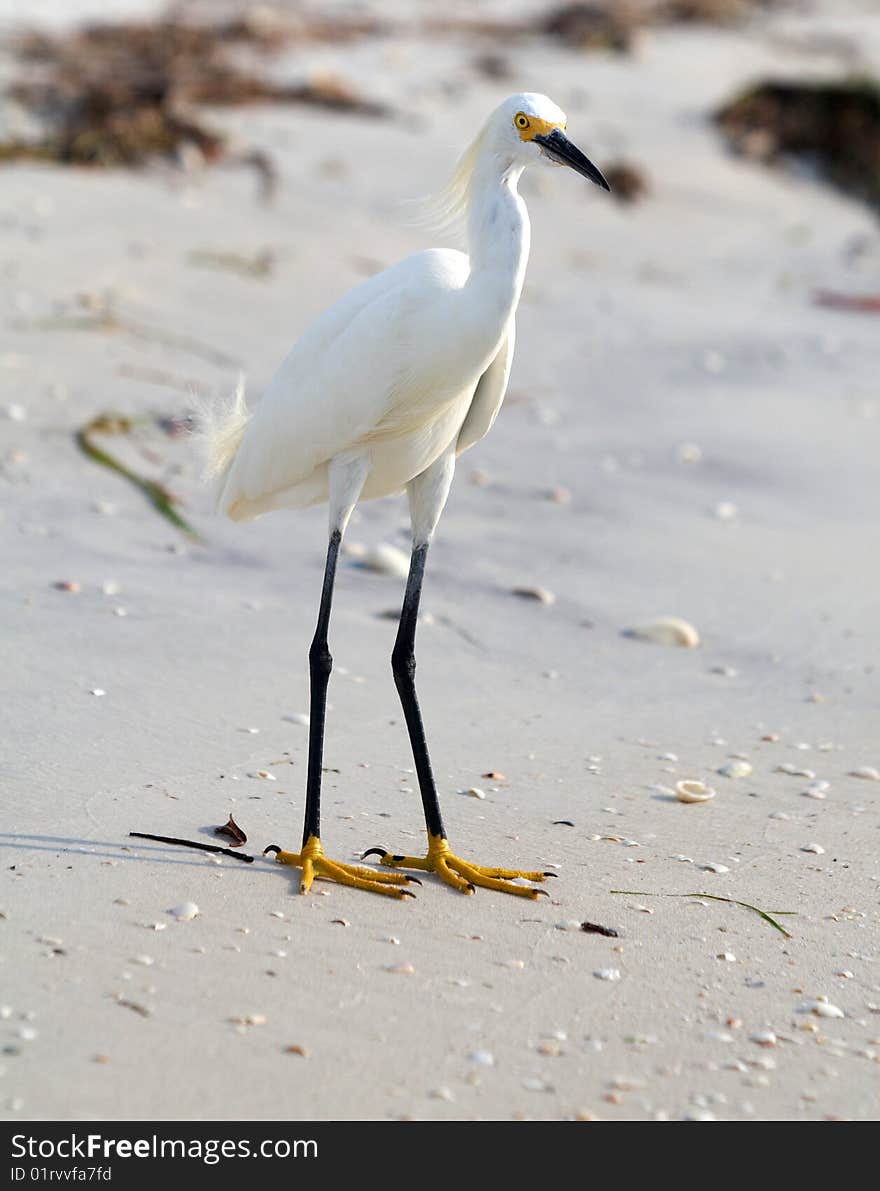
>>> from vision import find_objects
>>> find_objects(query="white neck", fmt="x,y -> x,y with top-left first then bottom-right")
465,154 -> 530,314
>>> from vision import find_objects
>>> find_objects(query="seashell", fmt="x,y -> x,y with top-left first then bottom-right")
593,968 -> 621,982
850,766 -> 879,781
718,760 -> 752,779
701,862 -> 729,874
169,901 -> 199,921
466,787 -> 486,799
805,1000 -> 845,1019
627,616 -> 700,648
358,542 -> 410,579
801,843 -> 825,855
803,780 -> 829,799
749,1030 -> 777,1047
777,763 -> 815,779
675,780 -> 715,804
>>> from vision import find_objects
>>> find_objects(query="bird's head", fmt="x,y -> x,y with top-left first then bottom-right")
489,92 -> 610,192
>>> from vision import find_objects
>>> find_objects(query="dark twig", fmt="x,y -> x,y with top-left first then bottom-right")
129,831 -> 255,863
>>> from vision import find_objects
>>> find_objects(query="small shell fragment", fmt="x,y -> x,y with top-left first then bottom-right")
467,1050 -> 495,1067
169,901 -> 199,921
627,617 -> 700,648
466,787 -> 486,800
593,968 -> 621,982
701,862 -> 729,874
850,766 -> 880,781
675,780 -> 715,804
749,1030 -> 777,1047
718,760 -> 752,779
801,843 -> 825,855
512,585 -> 556,605
387,962 -> 415,976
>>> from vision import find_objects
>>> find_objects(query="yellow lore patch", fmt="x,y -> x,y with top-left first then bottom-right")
514,112 -> 565,141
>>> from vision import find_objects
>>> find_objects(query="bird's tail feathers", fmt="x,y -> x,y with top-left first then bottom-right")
191,374 -> 251,497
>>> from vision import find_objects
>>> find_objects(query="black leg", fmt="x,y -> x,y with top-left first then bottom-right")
391,542 -> 446,840
302,529 -> 341,846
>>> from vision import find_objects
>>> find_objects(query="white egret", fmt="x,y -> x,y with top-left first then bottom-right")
204,93 -> 609,899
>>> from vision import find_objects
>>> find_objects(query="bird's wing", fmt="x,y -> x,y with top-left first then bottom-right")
219,249 -> 470,512
455,320 -> 515,456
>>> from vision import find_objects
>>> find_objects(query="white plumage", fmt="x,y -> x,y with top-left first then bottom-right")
202,93 -> 589,539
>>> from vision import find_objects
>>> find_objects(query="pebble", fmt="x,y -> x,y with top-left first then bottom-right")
718,760 -> 752,779
555,920 -> 583,932
512,585 -> 556,605
850,766 -> 879,781
675,780 -> 715,804
676,442 -> 702,464
537,1041 -> 562,1057
169,902 -> 199,921
627,616 -> 700,648
801,843 -> 825,855
593,969 -> 621,982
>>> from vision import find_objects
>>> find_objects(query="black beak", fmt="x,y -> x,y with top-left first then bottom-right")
534,128 -> 611,192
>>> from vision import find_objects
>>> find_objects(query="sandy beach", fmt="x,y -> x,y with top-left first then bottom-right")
1,0 -> 879,1121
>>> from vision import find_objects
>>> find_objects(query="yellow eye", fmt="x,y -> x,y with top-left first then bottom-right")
515,113 -> 530,129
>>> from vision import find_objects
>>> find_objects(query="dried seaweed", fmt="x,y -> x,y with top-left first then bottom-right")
715,78 -> 880,214
1,17 -> 388,183
611,889 -> 795,937
603,159 -> 649,202
75,413 -> 200,540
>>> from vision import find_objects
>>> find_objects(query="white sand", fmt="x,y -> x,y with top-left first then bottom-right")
2,1 -> 879,1121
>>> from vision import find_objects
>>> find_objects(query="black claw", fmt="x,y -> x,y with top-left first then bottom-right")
534,889 -> 550,898
263,844 -> 281,857
465,882 -> 477,894
542,872 -> 558,878
400,890 -> 417,900
361,847 -> 387,860
405,876 -> 423,886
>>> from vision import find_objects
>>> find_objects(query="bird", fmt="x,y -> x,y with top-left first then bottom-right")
202,92 -> 610,900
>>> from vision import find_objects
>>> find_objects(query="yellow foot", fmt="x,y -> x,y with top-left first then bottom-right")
362,834 -> 554,899
264,836 -> 417,898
